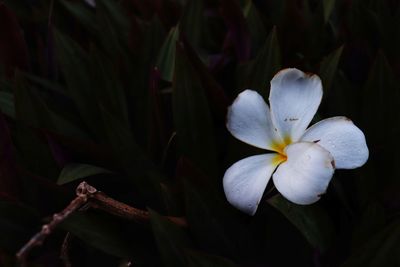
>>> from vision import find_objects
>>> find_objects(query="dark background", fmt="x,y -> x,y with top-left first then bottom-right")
0,0 -> 399,266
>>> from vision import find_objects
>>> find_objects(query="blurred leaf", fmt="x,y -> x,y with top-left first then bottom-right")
90,50 -> 129,126
62,212 -> 137,258
180,37 -> 229,121
14,77 -> 89,139
95,2 -> 129,60
0,201 -> 39,252
12,123 -> 60,180
54,29 -> 103,137
220,0 -> 251,61
96,0 -> 130,41
0,112 -> 19,200
156,27 -> 179,81
362,51 -> 400,146
185,250 -> 239,267
101,107 -> 162,203
268,195 -> 334,252
100,107 -> 145,165
149,209 -> 192,267
57,163 -> 113,185
323,0 -> 336,23
60,0 -> 98,34
351,202 -> 386,249
183,179 -> 236,256
22,72 -> 66,96
342,220 -> 400,267
127,16 -> 165,146
0,3 -> 29,77
237,27 -> 281,98
0,91 -> 15,118
319,45 -> 344,95
172,43 -> 218,179
243,0 -> 267,53
180,0 -> 204,48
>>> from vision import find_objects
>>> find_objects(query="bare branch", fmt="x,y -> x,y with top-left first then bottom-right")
16,185 -> 90,266
16,181 -> 187,266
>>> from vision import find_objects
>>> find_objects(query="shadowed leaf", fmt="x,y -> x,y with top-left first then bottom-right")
57,163 -> 113,185
323,0 -> 336,23
268,195 -> 335,252
149,209 -> 192,267
319,45 -> 344,95
157,27 -> 179,81
237,27 -> 281,98
185,250 -> 239,267
172,42 -> 218,179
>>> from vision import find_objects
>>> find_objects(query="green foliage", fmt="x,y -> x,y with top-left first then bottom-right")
58,163 -> 113,185
268,195 -> 334,252
0,0 -> 399,266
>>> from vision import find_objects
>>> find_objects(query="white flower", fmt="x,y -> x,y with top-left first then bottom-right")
223,68 -> 369,215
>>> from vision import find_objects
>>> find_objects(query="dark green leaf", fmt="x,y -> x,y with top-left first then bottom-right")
156,27 -> 179,82
100,106 -> 162,202
268,195 -> 334,252
243,0 -> 267,53
351,202 -> 386,249
237,27 -> 281,98
149,209 -> 192,267
60,0 -> 98,34
90,50 -> 129,126
54,29 -> 103,137
323,0 -> 336,23
172,43 -> 218,179
57,163 -> 113,185
0,201 -> 39,252
96,0 -> 130,40
22,72 -> 66,96
342,220 -> 400,267
185,250 -> 239,267
319,45 -> 344,95
14,76 -> 89,139
180,0 -> 204,48
61,212 -> 138,258
183,179 -> 236,256
0,91 -> 15,118
362,51 -> 400,144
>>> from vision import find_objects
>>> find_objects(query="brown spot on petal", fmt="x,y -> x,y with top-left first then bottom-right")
304,72 -> 315,77
344,117 -> 352,122
331,160 -> 336,169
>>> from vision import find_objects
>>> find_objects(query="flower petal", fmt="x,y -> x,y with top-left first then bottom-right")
269,68 -> 323,143
301,117 -> 369,169
223,153 -> 284,215
227,90 -> 281,151
272,142 -> 334,205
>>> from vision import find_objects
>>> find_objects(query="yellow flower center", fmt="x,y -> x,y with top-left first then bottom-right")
270,136 -> 291,153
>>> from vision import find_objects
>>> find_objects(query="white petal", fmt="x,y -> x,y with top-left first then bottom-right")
227,90 -> 281,151
301,117 -> 369,169
269,68 -> 323,143
223,153 -> 284,215
272,142 -> 334,205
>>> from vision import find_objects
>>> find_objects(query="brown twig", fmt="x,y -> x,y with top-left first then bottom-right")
90,191 -> 187,227
16,181 -> 187,266
16,184 -> 90,266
